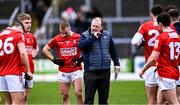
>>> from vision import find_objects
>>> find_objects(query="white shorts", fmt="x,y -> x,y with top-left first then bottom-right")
0,75 -> 24,92
143,66 -> 158,87
157,76 -> 176,91
22,73 -> 33,89
58,70 -> 82,83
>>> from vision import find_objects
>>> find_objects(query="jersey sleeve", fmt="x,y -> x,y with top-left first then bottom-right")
47,38 -> 56,48
32,35 -> 38,49
137,24 -> 146,36
131,32 -> 143,45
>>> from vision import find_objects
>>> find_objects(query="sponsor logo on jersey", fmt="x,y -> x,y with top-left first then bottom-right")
60,47 -> 77,56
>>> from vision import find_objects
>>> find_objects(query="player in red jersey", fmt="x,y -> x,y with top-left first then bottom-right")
0,22 -> 32,105
167,8 -> 180,103
17,13 -> 39,104
131,5 -> 163,104
42,18 -> 83,105
139,13 -> 180,105
155,5 -> 180,104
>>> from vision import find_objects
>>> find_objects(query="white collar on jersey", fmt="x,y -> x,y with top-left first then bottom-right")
163,27 -> 174,32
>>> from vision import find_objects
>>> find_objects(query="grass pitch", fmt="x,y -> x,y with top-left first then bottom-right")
0,81 -> 147,104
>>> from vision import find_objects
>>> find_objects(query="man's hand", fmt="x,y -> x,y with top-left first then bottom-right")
114,66 -> 120,80
24,72 -> 33,80
139,69 -> 145,78
52,58 -> 64,66
93,32 -> 102,38
24,72 -> 33,89
72,57 -> 83,66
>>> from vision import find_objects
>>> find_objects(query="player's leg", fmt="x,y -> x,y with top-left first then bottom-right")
60,82 -> 71,105
23,77 -> 33,104
146,86 -> 158,104
3,92 -> 12,105
10,92 -> 24,105
23,62 -> 34,105
5,75 -> 24,105
72,78 -> 83,105
157,89 -> 166,104
177,87 -> 180,103
158,77 -> 179,105
58,71 -> 71,105
144,67 -> 158,104
176,77 -> 180,103
163,88 -> 179,104
72,70 -> 83,105
176,68 -> 180,103
24,88 -> 31,105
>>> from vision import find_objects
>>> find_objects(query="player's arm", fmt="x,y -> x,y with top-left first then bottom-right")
32,44 -> 39,58
42,44 -> 64,66
139,50 -> 160,78
17,42 -> 32,76
131,32 -> 144,48
32,36 -> 39,58
78,34 -> 97,50
42,44 -> 54,60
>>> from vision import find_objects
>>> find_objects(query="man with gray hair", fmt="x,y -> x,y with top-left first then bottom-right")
79,17 -> 120,104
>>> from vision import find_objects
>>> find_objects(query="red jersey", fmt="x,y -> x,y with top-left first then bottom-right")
170,23 -> 180,65
21,32 -> 38,74
0,28 -> 24,76
170,23 -> 176,31
154,30 -> 180,80
48,32 -> 82,72
138,20 -> 160,62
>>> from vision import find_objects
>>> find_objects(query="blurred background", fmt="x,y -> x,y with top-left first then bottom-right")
0,0 -> 180,77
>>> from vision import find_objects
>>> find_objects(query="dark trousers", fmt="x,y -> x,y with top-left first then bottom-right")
84,70 -> 110,105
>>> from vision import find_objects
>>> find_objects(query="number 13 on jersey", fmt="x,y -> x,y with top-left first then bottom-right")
169,42 -> 180,60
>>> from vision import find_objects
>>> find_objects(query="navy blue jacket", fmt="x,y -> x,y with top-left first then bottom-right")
174,22 -> 180,35
78,29 -> 120,71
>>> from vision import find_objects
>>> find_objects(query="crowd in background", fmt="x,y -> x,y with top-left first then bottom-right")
26,0 -> 102,33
